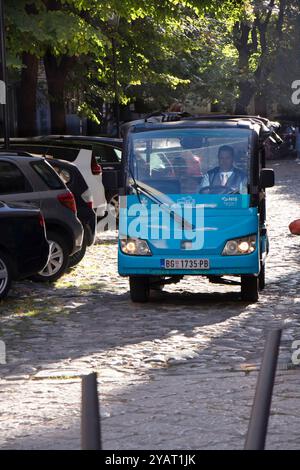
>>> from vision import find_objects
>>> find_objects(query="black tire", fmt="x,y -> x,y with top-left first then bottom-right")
0,251 -> 12,300
259,264 -> 265,290
241,275 -> 259,302
129,276 -> 150,302
31,231 -> 70,283
68,237 -> 87,268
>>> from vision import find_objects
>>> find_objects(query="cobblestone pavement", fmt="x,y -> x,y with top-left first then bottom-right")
1,159 -> 300,450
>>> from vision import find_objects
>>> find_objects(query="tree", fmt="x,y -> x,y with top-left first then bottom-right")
232,0 -> 290,115
4,0 -> 244,134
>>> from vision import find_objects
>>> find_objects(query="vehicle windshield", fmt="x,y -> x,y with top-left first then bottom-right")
128,128 -> 252,195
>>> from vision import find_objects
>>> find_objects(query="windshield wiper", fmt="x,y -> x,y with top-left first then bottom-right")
128,166 -> 142,204
128,175 -> 195,231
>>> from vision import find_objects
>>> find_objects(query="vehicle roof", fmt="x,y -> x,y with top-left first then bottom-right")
133,119 -> 254,129
122,113 -> 279,133
9,135 -> 123,146
0,153 -> 44,163
121,113 -> 284,147
0,149 -> 80,170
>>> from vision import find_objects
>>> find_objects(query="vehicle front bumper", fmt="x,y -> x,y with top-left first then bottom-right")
118,251 -> 260,277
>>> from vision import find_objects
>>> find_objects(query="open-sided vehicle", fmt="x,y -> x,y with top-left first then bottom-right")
118,113 -> 280,303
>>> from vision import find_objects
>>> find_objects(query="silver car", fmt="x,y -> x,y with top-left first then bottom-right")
0,152 -> 83,282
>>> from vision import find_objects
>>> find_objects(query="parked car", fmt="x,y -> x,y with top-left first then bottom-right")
0,152 -> 83,282
9,136 -> 123,220
0,201 -> 50,299
277,123 -> 296,158
280,123 -> 296,148
47,157 -> 96,267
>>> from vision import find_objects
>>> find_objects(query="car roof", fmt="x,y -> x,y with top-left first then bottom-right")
0,153 -> 44,163
9,135 -> 123,147
0,149 -> 78,169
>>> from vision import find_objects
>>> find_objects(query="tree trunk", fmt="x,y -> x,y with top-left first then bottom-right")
17,53 -> 38,136
44,52 -> 75,134
234,0 -> 279,115
233,22 -> 255,114
235,82 -> 255,114
254,92 -> 268,116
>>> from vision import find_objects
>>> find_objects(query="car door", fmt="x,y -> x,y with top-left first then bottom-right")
0,159 -> 41,208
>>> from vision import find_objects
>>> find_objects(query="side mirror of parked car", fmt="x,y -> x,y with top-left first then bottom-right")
260,168 -> 275,188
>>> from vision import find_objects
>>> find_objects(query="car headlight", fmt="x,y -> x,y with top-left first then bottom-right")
222,235 -> 256,256
120,238 -> 152,256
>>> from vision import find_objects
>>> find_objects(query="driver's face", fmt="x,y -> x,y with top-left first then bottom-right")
218,151 -> 234,172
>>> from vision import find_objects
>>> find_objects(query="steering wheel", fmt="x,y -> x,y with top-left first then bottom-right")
199,185 -> 240,195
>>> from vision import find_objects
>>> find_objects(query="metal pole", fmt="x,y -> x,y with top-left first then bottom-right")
0,0 -> 9,149
81,372 -> 102,450
244,329 -> 282,450
112,36 -> 120,138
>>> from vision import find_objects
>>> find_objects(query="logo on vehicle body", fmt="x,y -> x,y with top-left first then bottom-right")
175,196 -> 196,207
221,195 -> 238,207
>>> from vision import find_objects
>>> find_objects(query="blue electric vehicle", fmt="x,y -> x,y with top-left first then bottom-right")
118,114 -> 281,303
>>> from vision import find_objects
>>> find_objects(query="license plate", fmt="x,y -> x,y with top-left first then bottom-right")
161,259 -> 210,270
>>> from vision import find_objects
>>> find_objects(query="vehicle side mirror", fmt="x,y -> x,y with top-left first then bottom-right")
260,168 -> 275,188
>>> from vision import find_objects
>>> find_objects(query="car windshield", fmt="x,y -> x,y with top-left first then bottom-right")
128,128 -> 252,195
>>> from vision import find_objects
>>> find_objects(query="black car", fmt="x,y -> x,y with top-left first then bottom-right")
0,201 -> 50,299
47,158 -> 96,267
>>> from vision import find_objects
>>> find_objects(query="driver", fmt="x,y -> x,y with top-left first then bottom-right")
199,145 -> 247,193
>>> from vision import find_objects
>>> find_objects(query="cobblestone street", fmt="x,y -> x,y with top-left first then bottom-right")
0,159 -> 300,450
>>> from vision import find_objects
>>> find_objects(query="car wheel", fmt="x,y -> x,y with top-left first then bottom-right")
107,192 -> 119,220
68,236 -> 87,268
129,276 -> 150,303
241,275 -> 259,302
31,231 -> 70,283
0,252 -> 12,300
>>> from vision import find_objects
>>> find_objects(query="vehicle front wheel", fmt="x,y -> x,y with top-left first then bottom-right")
129,276 -> 150,302
0,252 -> 12,300
241,275 -> 259,302
31,231 -> 70,283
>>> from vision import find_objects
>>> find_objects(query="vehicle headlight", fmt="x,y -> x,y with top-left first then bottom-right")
120,238 -> 152,256
222,235 -> 256,256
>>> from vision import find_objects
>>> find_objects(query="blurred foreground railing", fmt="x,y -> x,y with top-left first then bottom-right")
80,330 -> 282,451
244,329 -> 282,450
81,372 -> 102,450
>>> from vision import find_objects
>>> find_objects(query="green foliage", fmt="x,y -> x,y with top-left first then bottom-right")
4,0 -> 256,121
